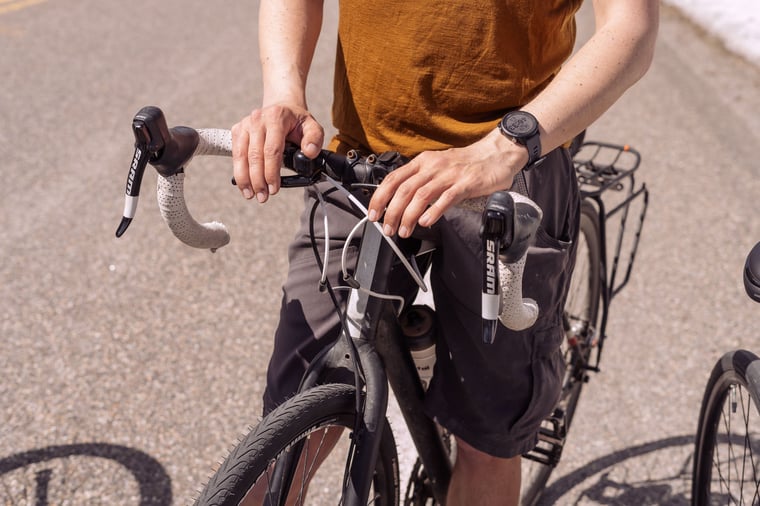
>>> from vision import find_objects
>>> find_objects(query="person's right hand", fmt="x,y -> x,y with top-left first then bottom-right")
231,103 -> 324,203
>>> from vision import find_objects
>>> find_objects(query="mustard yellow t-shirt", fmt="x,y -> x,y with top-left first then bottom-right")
329,0 -> 583,157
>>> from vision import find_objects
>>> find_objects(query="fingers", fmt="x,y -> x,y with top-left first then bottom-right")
369,147 -> 503,238
369,156 -> 458,239
419,190 -> 456,227
259,118 -> 287,198
232,111 -> 273,202
231,121 -> 254,200
232,105 -> 324,203
385,179 -> 436,238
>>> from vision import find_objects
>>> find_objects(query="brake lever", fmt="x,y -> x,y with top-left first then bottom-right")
480,190 -> 542,343
480,191 -> 515,344
229,145 -> 328,189
115,107 -> 169,237
116,106 -> 200,238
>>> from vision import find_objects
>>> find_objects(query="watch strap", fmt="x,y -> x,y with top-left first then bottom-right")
523,135 -> 543,168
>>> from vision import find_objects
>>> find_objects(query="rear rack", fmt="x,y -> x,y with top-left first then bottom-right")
573,141 -> 649,370
522,142 -> 650,470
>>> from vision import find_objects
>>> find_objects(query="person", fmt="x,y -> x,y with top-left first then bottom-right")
231,0 -> 658,504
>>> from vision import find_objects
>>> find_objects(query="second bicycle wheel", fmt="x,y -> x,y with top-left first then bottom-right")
195,383 -> 399,506
520,199 -> 602,506
692,349 -> 760,506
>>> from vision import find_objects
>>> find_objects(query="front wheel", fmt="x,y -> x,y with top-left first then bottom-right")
195,383 -> 400,506
692,349 -> 760,505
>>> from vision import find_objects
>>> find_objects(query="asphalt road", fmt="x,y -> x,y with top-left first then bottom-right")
1,1 -> 759,504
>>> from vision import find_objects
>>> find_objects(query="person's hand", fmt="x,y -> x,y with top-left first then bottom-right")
367,129 -> 530,238
231,103 -> 324,203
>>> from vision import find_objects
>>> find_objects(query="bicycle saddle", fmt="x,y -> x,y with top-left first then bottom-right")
744,242 -> 760,303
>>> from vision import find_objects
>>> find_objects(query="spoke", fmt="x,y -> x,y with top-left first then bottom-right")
339,433 -> 358,506
740,390 -> 760,506
728,388 -> 740,502
740,389 -> 750,505
715,392 -> 734,502
294,429 -> 332,505
711,383 -> 760,505
294,438 -> 311,506
263,459 -> 277,506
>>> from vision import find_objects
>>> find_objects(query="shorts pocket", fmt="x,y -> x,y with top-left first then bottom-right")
508,325 -> 566,434
524,232 -> 572,321
535,226 -> 572,252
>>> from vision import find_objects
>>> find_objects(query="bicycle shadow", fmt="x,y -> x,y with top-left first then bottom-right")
538,435 -> 694,505
0,443 -> 172,505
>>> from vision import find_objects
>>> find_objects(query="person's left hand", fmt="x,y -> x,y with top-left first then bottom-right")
367,129 -> 529,238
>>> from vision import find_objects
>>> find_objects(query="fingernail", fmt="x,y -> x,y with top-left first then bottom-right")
256,192 -> 267,203
243,188 -> 253,199
268,184 -> 277,195
383,224 -> 393,236
418,213 -> 430,227
399,226 -> 409,238
306,143 -> 320,156
368,209 -> 377,221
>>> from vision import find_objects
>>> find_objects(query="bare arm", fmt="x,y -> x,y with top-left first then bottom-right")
259,0 -> 323,108
232,0 -> 325,203
369,0 -> 659,238
523,0 -> 659,153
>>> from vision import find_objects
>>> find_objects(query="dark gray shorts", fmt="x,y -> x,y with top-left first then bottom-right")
262,148 -> 580,458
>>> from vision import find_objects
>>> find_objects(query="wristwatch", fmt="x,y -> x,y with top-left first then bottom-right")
498,110 -> 545,169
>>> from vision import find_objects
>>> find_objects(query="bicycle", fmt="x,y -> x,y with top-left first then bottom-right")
691,243 -> 760,505
116,106 -> 649,506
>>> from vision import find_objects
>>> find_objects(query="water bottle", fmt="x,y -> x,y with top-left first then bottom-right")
399,305 -> 437,391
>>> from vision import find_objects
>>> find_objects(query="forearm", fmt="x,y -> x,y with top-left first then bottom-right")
259,0 -> 324,107
522,0 -> 659,153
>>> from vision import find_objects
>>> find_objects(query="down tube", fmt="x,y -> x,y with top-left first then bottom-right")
362,226 -> 451,504
342,223 -> 394,506
374,301 -> 452,504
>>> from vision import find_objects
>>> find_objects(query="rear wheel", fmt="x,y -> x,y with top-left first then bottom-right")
520,199 -> 602,506
195,383 -> 399,505
692,349 -> 760,505
401,199 -> 603,506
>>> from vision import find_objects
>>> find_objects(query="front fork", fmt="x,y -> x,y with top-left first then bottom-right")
290,223 -> 393,506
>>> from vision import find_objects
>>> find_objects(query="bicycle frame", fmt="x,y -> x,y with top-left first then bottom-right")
115,107 -> 650,505
240,141 -> 651,506
280,135 -> 649,504
115,107 -> 536,505
291,221 -> 452,505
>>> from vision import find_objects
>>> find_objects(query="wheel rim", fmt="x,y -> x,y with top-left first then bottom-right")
705,382 -> 760,505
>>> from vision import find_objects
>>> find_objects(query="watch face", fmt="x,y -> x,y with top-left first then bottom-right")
503,112 -> 537,137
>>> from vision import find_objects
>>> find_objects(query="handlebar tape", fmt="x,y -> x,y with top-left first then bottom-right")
155,129 -> 232,252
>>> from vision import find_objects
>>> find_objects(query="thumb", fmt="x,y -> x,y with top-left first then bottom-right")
296,115 -> 324,159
